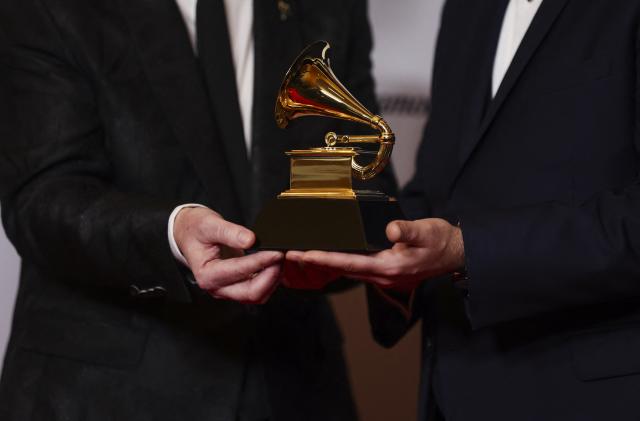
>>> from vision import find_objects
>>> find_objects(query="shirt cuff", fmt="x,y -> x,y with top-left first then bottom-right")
167,203 -> 208,267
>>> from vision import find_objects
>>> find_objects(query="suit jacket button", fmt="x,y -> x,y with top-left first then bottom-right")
130,285 -> 142,297
129,285 -> 167,298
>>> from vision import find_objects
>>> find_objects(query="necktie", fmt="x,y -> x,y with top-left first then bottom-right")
196,0 -> 252,223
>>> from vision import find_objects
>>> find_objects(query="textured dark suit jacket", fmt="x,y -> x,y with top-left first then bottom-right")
0,0 -> 395,419
370,1 -> 640,420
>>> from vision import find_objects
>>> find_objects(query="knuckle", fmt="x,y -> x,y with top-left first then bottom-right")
217,224 -> 231,244
343,261 -> 356,273
403,230 -> 417,244
208,219 -> 228,242
235,265 -> 254,282
200,213 -> 218,232
399,222 -> 411,234
423,223 -> 435,238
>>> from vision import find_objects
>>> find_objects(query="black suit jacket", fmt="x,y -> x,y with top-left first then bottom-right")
0,0 -> 395,419
370,1 -> 640,420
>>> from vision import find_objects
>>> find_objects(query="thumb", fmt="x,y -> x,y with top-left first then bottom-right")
204,216 -> 256,249
386,220 -> 423,245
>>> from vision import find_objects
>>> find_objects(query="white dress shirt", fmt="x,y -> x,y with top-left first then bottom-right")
492,0 -> 543,97
169,0 -> 254,265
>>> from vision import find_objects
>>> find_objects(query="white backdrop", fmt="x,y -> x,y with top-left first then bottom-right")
372,0 -> 444,187
0,0 -> 445,373
0,211 -> 19,363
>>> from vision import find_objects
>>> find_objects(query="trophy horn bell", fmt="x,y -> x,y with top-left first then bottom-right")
275,41 -> 395,181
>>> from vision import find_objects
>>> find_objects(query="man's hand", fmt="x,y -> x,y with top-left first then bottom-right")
287,218 -> 465,291
174,207 -> 283,304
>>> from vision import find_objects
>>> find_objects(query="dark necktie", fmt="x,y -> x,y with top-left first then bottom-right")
196,0 -> 252,223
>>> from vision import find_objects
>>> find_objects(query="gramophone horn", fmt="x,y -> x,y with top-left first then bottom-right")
275,41 -> 395,181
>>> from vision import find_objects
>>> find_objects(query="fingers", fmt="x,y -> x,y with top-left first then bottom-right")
285,250 -> 305,262
348,274 -> 396,287
175,208 -> 256,270
212,264 -> 282,304
175,208 -> 283,304
301,250 -> 385,275
195,251 -> 283,290
201,216 -> 255,249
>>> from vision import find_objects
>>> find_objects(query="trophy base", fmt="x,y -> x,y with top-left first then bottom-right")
253,193 -> 404,252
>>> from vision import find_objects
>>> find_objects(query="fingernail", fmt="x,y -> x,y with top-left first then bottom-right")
239,231 -> 253,246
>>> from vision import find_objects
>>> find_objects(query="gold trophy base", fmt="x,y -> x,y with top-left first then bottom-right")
253,193 -> 403,251
253,147 -> 403,251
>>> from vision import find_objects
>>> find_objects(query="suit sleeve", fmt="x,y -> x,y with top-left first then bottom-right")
462,185 -> 640,329
461,27 -> 640,330
0,0 -> 191,301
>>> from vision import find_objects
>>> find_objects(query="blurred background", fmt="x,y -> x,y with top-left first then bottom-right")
0,0 -> 445,420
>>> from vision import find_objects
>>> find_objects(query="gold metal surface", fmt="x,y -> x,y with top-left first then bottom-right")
290,157 -> 352,188
275,41 -> 395,181
325,132 -> 381,146
285,147 -> 358,157
279,148 -> 357,199
278,189 -> 356,199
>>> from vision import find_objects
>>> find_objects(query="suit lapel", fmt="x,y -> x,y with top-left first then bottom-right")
435,0 -> 508,198
197,0 -> 251,222
456,0 -> 510,163
120,0 -> 243,220
454,0 -> 570,187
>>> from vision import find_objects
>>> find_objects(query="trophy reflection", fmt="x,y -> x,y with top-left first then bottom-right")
254,40 -> 403,251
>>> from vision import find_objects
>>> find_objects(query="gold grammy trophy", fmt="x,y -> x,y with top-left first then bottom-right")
254,41 -> 403,251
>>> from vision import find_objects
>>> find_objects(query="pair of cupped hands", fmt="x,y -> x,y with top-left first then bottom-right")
174,207 -> 465,304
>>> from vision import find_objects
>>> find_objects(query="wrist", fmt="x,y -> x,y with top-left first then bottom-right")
168,204 -> 208,266
450,225 -> 468,288
449,225 -> 465,271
